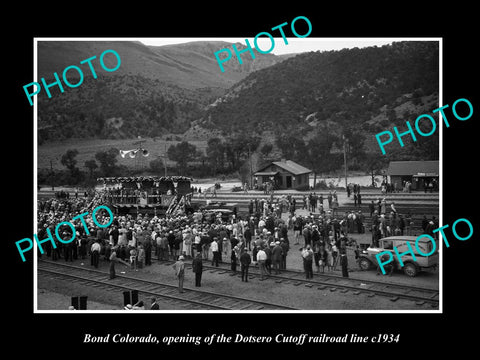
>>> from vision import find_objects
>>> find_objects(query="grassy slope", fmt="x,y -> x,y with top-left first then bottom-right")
37,137 -> 208,171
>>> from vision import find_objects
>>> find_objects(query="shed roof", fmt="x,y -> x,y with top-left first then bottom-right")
387,161 -> 439,176
254,171 -> 279,176
256,160 -> 312,176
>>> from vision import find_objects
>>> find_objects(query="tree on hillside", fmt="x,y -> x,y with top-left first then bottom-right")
149,156 -> 166,175
224,134 -> 260,172
84,159 -> 98,179
60,149 -> 81,182
342,125 -> 366,168
260,143 -> 273,157
206,137 -> 225,176
365,154 -> 388,187
167,141 -> 199,170
95,148 -> 119,176
305,131 -> 337,187
275,133 -> 306,163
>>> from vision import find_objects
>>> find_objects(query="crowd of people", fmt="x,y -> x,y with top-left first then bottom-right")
37,191 -> 359,287
37,185 -> 439,299
380,179 -> 438,194
300,191 -> 340,215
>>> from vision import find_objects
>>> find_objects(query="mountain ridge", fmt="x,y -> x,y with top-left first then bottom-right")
37,40 -> 287,90
37,40 -> 439,167
36,40 -> 290,142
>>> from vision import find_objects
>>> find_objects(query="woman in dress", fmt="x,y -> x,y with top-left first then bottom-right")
331,240 -> 339,271
318,246 -> 327,273
184,231 -> 192,259
109,246 -> 129,279
326,243 -> 334,272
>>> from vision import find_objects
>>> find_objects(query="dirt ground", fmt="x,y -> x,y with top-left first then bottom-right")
37,250 -> 438,312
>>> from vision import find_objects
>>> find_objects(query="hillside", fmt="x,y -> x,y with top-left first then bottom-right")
37,40 -> 440,180
37,40 -> 288,142
196,41 -> 440,166
201,41 -> 439,136
146,41 -> 288,89
37,40 -> 284,90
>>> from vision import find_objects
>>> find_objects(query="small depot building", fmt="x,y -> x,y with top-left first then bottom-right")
388,160 -> 439,191
254,159 -> 311,190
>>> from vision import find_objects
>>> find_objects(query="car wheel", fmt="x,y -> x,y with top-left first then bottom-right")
403,263 -> 418,277
359,258 -> 372,271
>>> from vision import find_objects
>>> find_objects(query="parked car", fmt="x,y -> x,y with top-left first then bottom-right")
358,235 -> 439,277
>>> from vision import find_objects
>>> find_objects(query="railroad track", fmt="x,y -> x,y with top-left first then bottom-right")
158,258 -> 439,307
37,260 -> 296,311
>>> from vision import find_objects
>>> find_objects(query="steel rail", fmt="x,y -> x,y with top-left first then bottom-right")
159,259 -> 439,306
38,260 -> 296,310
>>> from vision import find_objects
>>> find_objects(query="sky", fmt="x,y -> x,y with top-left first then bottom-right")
138,37 -> 399,55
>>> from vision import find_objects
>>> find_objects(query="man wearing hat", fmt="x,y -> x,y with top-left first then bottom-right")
231,246 -> 238,273
272,241 -> 283,275
210,238 -> 220,267
302,225 -> 311,247
301,245 -> 314,279
340,249 -> 349,278
280,239 -> 289,270
256,246 -> 267,280
172,255 -> 186,293
191,253 -> 203,287
239,249 -> 251,282
264,242 -> 273,275
90,239 -> 101,268
167,230 -> 176,260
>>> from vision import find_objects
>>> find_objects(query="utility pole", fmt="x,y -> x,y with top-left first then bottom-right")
343,134 -> 348,192
164,142 -> 167,177
50,159 -> 54,190
248,144 -> 253,188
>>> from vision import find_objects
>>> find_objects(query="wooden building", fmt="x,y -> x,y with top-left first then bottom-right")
388,161 -> 439,191
254,159 -> 312,190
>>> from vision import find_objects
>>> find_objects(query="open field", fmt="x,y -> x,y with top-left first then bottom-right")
37,137 -> 208,171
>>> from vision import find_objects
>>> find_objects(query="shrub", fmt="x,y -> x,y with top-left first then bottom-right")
314,180 -> 329,190
295,184 -> 310,191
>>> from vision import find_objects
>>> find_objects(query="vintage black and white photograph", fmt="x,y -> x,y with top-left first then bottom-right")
33,37 -> 441,312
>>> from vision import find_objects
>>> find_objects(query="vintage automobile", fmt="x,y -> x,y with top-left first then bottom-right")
198,202 -> 238,222
358,235 -> 439,277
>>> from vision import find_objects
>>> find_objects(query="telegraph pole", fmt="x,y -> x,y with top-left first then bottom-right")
164,142 -> 167,177
248,144 -> 253,188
